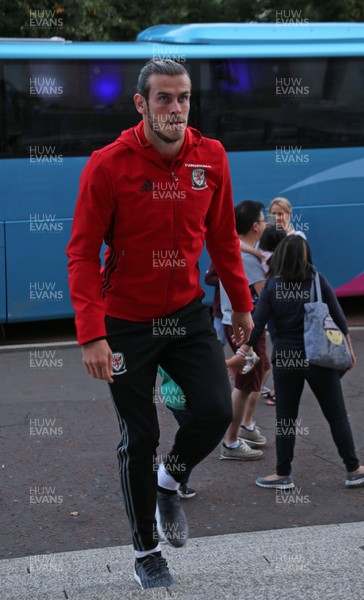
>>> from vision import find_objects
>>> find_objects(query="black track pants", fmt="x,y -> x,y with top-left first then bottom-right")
106,300 -> 232,551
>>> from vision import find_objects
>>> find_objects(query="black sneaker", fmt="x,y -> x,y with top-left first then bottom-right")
178,483 -> 196,499
345,471 -> 364,487
256,475 -> 294,490
134,554 -> 175,590
156,489 -> 188,548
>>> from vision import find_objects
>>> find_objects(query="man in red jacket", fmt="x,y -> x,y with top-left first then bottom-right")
67,59 -> 253,590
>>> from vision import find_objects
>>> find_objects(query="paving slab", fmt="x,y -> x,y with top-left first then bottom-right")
1,522 -> 364,599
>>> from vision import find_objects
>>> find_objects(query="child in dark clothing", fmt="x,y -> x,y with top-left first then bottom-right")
259,224 -> 287,274
228,236 -> 364,489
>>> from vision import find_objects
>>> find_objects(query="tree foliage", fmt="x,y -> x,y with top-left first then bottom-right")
0,0 -> 363,41
259,0 -> 364,23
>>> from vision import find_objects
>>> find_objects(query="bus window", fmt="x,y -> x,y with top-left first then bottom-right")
1,59 -> 146,157
192,57 -> 364,151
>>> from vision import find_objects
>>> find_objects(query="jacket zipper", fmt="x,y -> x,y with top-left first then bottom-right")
163,170 -> 179,315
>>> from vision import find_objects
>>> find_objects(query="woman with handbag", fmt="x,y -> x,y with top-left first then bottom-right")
228,235 -> 364,490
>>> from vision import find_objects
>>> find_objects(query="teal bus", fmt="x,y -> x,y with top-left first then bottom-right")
1,23 -> 363,323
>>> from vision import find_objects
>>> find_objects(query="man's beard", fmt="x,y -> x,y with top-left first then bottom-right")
147,105 -> 186,144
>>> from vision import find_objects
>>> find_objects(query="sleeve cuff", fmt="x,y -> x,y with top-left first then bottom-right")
81,336 -> 107,346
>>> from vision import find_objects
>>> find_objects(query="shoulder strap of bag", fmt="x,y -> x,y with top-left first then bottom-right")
315,271 -> 322,302
310,271 -> 322,302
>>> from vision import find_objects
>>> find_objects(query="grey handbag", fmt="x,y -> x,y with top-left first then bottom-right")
304,272 -> 352,370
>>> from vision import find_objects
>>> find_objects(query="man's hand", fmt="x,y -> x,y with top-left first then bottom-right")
82,339 -> 114,383
231,311 -> 254,346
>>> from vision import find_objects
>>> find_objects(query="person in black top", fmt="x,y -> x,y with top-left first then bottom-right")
230,235 -> 364,489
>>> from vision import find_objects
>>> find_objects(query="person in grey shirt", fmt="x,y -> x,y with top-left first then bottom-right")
220,201 -> 271,461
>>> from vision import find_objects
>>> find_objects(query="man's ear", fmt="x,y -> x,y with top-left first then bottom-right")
134,93 -> 147,115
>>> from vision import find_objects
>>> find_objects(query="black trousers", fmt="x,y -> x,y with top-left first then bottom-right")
273,355 -> 359,476
106,300 -> 232,551
166,406 -> 192,486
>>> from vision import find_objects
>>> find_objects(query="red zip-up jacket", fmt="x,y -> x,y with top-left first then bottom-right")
66,121 -> 253,344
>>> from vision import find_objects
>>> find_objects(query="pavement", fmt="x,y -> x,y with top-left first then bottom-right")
1,522 -> 364,599
1,327 -> 364,599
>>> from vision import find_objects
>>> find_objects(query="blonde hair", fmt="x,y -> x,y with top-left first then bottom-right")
268,197 -> 292,216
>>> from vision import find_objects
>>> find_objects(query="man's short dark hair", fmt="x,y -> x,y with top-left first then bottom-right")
234,200 -> 265,235
136,59 -> 191,100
